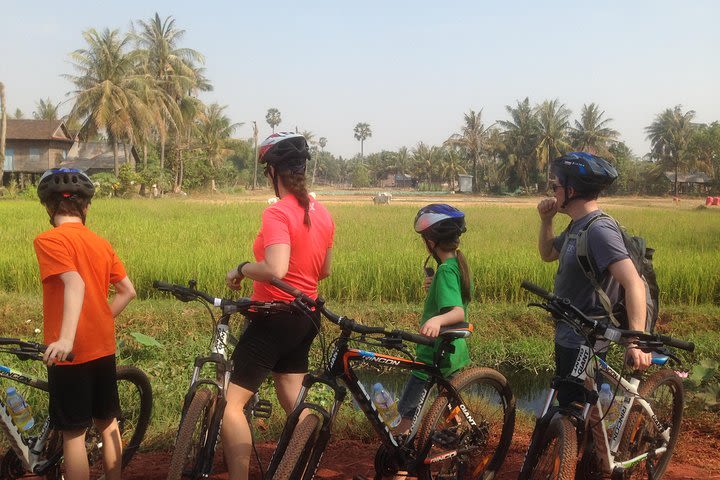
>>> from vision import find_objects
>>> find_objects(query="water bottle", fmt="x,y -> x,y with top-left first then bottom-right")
598,383 -> 613,412
5,387 -> 34,432
372,383 -> 401,428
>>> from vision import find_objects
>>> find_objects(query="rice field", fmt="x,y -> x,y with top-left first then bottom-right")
1,197 -> 719,305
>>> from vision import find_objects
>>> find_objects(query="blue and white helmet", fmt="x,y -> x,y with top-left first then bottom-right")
414,204 -> 466,241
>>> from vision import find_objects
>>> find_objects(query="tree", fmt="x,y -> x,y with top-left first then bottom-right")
65,28 -> 153,176
33,98 -> 61,120
13,109 -> 23,119
312,136 -> 327,186
411,142 -> 440,186
395,146 -> 410,175
353,122 -> 372,157
535,99 -> 571,185
446,109 -> 492,192
439,146 -> 466,191
266,108 -> 281,133
196,103 -> 241,191
499,98 -> 540,191
687,122 -> 720,186
645,106 -> 697,195
0,82 -> 6,179
569,103 -> 619,157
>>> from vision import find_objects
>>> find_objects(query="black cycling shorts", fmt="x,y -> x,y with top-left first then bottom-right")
230,311 -> 319,392
47,354 -> 120,431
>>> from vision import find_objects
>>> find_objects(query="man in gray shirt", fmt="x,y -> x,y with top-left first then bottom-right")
537,152 -> 651,407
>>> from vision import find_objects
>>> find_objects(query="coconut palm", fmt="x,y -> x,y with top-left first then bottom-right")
33,98 -> 61,121
266,108 -> 281,133
65,28 -> 153,176
197,103 -> 242,191
13,109 -> 23,119
569,103 -> 619,156
646,106 -> 697,195
446,109 -> 493,192
0,82 -> 6,178
499,98 -> 540,191
353,122 -> 372,157
411,142 -> 439,186
395,146 -> 410,176
312,136 -> 327,186
133,13 -> 205,170
535,99 -> 571,185
439,146 -> 467,191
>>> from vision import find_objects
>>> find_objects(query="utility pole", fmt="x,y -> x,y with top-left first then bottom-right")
252,121 -> 259,189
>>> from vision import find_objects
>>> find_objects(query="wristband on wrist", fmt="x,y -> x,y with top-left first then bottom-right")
237,261 -> 250,276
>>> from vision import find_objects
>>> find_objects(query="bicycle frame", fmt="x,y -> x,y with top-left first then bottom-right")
538,344 -> 672,475
0,363 -> 60,475
266,323 -> 479,479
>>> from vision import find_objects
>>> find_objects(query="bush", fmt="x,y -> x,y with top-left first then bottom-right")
91,172 -> 119,198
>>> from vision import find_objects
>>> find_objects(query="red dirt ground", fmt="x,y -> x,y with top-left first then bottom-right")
120,418 -> 720,480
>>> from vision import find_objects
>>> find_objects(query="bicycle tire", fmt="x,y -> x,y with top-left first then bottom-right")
519,414 -> 577,480
271,413 -> 321,480
416,367 -> 516,480
166,388 -> 215,480
616,369 -> 684,479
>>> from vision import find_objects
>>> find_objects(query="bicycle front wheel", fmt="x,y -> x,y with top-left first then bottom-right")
519,414 -> 577,480
271,413 -> 322,480
617,369 -> 684,479
166,388 -> 216,480
417,367 -> 516,480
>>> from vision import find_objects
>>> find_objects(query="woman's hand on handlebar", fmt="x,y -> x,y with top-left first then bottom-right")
226,267 -> 243,290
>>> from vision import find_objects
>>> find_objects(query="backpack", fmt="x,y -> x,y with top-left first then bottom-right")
574,213 -> 659,332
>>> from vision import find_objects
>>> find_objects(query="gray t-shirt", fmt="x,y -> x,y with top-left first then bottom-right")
552,210 -> 629,348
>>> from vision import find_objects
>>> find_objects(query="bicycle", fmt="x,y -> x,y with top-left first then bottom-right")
154,279 -> 290,480
262,278 -> 516,480
0,338 -> 152,479
517,280 -> 695,480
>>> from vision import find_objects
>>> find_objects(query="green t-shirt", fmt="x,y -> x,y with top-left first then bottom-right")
413,257 -> 471,381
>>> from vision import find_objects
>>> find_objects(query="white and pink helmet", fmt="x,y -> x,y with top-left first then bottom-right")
258,132 -> 310,173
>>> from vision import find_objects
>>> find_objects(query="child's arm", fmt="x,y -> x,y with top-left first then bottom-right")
110,276 -> 136,318
420,306 -> 465,338
43,271 -> 85,364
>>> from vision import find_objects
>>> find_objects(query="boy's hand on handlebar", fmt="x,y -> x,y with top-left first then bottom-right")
625,344 -> 652,370
43,338 -> 73,365
226,268 -> 243,290
420,317 -> 442,338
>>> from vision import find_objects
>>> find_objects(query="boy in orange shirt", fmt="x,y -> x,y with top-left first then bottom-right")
34,169 -> 136,480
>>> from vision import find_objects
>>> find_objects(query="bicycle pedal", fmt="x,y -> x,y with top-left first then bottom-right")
430,429 -> 460,448
252,399 -> 272,418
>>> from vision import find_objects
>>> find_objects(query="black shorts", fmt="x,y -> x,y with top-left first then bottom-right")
230,311 -> 319,392
47,354 -> 120,431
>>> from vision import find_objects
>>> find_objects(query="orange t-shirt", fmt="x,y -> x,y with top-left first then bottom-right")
252,195 -> 334,302
34,222 -> 127,364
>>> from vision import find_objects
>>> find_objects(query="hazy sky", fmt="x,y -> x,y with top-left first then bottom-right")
2,1 -> 718,159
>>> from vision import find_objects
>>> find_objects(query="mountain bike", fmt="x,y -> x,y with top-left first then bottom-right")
0,338 -> 152,479
154,280 -> 292,480
517,281 -> 695,480
262,278 -> 516,480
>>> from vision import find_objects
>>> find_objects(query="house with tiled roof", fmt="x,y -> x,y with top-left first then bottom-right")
3,119 -> 74,174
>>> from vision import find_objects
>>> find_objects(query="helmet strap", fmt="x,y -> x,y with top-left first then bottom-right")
267,167 -> 281,198
423,237 -> 442,264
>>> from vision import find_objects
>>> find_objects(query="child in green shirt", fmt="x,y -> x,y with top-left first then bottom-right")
395,204 -> 472,433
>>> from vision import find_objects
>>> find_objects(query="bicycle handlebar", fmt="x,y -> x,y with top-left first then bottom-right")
0,337 -> 75,362
520,280 -> 695,353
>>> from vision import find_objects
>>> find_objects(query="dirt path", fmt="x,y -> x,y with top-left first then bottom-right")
121,421 -> 720,480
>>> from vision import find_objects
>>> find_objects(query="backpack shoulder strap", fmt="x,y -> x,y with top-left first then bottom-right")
575,213 -> 619,325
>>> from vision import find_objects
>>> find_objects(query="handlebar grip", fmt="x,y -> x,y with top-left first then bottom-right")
657,334 -> 695,352
152,280 -> 174,291
396,330 -> 435,347
521,281 -> 555,301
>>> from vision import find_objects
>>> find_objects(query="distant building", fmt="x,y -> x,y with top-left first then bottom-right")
3,119 -> 74,176
62,142 -> 139,175
664,172 -> 712,195
458,174 -> 473,193
379,172 -> 415,188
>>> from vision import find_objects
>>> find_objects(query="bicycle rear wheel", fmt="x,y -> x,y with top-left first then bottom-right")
519,414 -> 577,480
416,367 -> 516,480
617,369 -> 684,479
166,388 -> 216,480
271,413 -> 322,480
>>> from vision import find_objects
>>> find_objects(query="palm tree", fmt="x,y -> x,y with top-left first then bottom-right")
312,136 -> 327,186
197,103 -> 241,191
446,109 -> 492,192
395,146 -> 410,176
266,108 -> 281,133
65,28 -> 153,176
569,103 -> 619,156
13,109 -> 23,119
535,99 -> 571,185
411,142 -> 439,186
499,98 -> 540,191
354,122 -> 372,157
133,13 -> 205,170
439,146 -> 466,191
646,106 -> 697,195
33,98 -> 61,120
0,82 -> 6,179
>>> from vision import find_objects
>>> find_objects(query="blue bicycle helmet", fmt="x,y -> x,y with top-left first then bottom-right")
37,168 -> 95,204
551,152 -> 618,194
414,204 -> 466,241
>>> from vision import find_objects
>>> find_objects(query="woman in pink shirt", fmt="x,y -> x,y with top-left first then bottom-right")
223,132 -> 335,480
